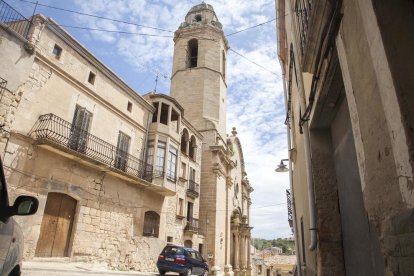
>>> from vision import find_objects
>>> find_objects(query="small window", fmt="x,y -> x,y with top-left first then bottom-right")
195,15 -> 202,22
127,101 -> 133,112
88,71 -> 96,85
52,44 -> 62,59
143,211 -> 160,237
167,236 -> 173,243
189,135 -> 196,161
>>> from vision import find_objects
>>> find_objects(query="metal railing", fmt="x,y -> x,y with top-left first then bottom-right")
0,0 -> 31,39
31,113 -> 153,182
185,217 -> 199,232
0,76 -> 7,100
187,180 -> 199,197
153,168 -> 165,178
295,0 -> 312,55
286,189 -> 293,231
166,171 -> 176,183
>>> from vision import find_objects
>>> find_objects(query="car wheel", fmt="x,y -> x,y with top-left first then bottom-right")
159,270 -> 166,275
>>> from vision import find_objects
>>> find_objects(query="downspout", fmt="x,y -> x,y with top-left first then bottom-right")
285,1 -> 318,251
279,65 -> 302,275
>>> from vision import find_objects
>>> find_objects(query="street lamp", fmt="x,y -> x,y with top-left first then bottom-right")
275,159 -> 289,173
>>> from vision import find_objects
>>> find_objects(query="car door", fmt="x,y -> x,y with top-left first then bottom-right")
0,159 -> 14,275
187,250 -> 202,275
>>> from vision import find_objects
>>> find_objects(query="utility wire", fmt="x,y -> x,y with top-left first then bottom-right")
226,18 -> 276,37
229,48 -> 282,79
225,14 -> 288,37
56,24 -> 173,38
13,0 -> 174,33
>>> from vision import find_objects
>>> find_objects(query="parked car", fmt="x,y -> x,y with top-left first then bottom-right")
157,245 -> 208,276
0,157 -> 38,276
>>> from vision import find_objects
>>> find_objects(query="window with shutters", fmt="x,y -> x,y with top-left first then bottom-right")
68,105 -> 92,153
143,211 -> 160,237
115,132 -> 130,171
155,142 -> 166,177
167,146 -> 178,182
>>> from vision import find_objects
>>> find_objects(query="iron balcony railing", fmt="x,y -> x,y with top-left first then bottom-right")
295,0 -> 312,55
286,189 -> 294,231
185,217 -> 199,232
166,171 -> 177,183
0,0 -> 31,39
187,180 -> 199,197
31,113 -> 153,182
0,76 -> 7,99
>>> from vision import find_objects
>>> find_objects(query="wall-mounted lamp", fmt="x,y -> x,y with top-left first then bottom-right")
275,158 -> 289,173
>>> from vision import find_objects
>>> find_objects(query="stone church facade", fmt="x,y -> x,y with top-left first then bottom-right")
0,2 -> 252,275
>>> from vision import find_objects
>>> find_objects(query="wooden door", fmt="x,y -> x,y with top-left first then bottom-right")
35,193 -> 76,257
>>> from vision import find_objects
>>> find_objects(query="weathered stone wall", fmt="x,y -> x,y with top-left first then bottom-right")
6,138 -> 166,272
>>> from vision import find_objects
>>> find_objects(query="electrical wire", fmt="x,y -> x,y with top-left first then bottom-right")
56,24 -> 173,38
226,17 -> 277,37
12,0 -> 174,33
229,48 -> 282,79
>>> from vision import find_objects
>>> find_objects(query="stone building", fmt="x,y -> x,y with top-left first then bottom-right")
276,0 -> 414,275
0,9 -> 203,272
0,1 -> 253,274
170,3 -> 253,275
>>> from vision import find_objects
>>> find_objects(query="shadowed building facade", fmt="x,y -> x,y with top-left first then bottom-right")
277,0 -> 414,275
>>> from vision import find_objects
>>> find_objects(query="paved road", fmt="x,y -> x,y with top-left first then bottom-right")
22,261 -> 160,276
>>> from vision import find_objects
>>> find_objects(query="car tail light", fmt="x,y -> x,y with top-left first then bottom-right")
175,257 -> 186,264
158,255 -> 165,261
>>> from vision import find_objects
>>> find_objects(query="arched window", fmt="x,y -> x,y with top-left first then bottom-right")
189,136 -> 196,161
188,39 -> 198,68
181,129 -> 189,155
143,211 -> 160,237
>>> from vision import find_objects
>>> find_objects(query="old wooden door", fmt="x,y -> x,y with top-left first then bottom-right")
35,193 -> 76,257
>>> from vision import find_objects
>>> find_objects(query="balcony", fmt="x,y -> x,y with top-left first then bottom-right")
295,0 -> 312,56
184,217 -> 199,233
0,0 -> 31,39
186,180 -> 199,198
30,113 -> 153,183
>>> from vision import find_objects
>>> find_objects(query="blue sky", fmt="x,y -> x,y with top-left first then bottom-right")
8,0 -> 290,239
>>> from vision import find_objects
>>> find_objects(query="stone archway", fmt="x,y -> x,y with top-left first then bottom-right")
184,240 -> 193,248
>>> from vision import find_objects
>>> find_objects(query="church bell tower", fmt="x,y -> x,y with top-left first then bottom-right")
170,2 -> 229,139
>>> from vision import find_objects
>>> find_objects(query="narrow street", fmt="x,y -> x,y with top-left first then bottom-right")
22,261 -> 159,276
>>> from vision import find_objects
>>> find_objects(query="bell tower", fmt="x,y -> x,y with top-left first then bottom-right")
170,2 -> 229,139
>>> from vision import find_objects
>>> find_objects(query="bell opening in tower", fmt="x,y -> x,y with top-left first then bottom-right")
188,39 -> 198,68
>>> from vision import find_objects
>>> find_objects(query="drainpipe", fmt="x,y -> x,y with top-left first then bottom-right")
279,66 -> 302,275
285,1 -> 318,252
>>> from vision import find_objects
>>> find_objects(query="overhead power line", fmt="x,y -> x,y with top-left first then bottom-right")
56,24 -> 173,38
226,18 -> 276,37
229,48 -> 282,79
14,0 -> 174,33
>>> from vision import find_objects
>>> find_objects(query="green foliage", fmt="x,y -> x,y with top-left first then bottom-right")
252,237 -> 295,254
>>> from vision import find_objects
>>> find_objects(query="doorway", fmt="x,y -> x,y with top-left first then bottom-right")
35,192 -> 77,257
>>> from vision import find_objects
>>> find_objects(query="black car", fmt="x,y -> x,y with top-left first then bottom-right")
157,245 -> 208,276
0,157 -> 38,275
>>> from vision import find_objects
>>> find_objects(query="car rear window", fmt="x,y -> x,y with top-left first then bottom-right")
162,246 -> 184,255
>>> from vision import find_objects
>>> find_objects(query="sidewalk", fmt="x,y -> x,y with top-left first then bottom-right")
22,259 -> 159,276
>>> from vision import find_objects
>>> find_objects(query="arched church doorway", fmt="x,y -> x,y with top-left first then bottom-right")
35,192 -> 77,257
